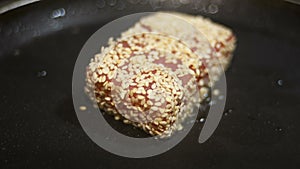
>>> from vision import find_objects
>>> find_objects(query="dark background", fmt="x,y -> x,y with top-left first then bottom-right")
0,0 -> 300,168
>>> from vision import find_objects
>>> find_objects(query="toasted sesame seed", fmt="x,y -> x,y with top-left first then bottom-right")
151,83 -> 156,89
123,119 -> 130,124
103,67 -> 109,74
152,106 -> 158,111
177,124 -> 183,131
99,76 -> 106,82
155,101 -> 162,106
114,115 -> 120,120
137,95 -> 144,99
213,89 -> 220,96
104,97 -> 111,101
147,100 -> 153,106
161,113 -> 168,118
79,106 -> 87,111
159,121 -> 167,125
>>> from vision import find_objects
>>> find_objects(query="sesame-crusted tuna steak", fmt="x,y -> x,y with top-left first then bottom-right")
85,12 -> 236,137
86,33 -> 202,137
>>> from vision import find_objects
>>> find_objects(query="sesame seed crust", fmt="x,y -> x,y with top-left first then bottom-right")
86,33 -> 202,137
122,12 -> 236,86
85,12 -> 236,137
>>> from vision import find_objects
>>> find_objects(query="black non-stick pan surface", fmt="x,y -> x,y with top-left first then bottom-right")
0,0 -> 300,168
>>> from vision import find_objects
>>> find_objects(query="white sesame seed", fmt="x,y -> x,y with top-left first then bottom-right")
79,106 -> 87,111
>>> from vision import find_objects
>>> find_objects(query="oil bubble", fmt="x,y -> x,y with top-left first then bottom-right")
51,8 -> 66,19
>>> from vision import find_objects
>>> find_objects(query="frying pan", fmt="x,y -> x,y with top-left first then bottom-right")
0,0 -> 300,168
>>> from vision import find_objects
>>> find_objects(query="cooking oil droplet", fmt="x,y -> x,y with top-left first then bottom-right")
37,70 -> 47,78
96,0 -> 106,8
275,127 -> 283,132
51,8 -> 66,19
199,117 -> 205,123
277,79 -> 283,86
208,4 -> 219,14
107,0 -> 117,6
224,108 -> 233,116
